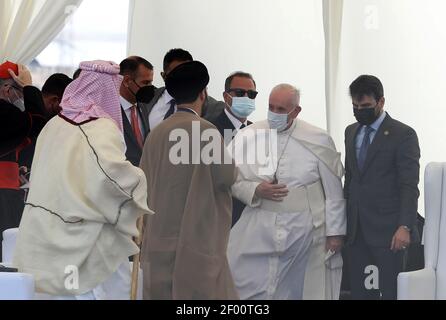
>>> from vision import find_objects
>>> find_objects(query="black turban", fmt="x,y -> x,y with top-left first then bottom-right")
165,61 -> 210,104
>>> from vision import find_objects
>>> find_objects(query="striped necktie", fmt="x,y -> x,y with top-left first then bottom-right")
130,105 -> 144,148
164,99 -> 176,120
358,126 -> 374,171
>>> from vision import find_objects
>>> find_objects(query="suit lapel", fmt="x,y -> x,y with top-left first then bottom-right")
221,112 -> 237,131
121,108 -> 140,149
139,87 -> 165,134
136,105 -> 149,138
361,114 -> 392,176
347,123 -> 361,177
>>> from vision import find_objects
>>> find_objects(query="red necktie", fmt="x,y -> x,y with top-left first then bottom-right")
130,105 -> 144,148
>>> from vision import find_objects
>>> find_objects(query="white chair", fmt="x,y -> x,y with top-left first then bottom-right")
2,228 -> 19,264
2,228 -> 143,300
0,273 -> 35,300
398,163 -> 446,300
1,228 -> 35,300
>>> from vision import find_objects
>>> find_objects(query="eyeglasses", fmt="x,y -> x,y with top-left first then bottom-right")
4,84 -> 23,98
353,105 -> 376,110
2,83 -> 16,89
226,88 -> 258,99
5,84 -> 22,93
131,79 -> 142,89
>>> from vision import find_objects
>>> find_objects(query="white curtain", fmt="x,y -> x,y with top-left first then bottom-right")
323,0 -> 343,134
128,0 -> 327,128
0,0 -> 83,64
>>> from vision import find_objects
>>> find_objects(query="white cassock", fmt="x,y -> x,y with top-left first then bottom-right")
227,119 -> 346,300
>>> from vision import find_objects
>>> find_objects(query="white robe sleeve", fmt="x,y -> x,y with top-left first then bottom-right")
228,127 -> 263,208
318,160 -> 347,237
231,170 -> 262,208
82,119 -> 153,237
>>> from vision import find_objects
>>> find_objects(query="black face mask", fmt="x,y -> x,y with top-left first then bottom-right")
135,85 -> 156,103
354,107 -> 379,126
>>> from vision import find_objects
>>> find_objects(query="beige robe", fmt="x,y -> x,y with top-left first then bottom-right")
140,111 -> 239,300
13,116 -> 152,296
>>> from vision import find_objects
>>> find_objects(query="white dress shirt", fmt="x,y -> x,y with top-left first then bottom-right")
355,110 -> 387,159
120,96 -> 144,137
149,90 -> 176,131
225,109 -> 248,131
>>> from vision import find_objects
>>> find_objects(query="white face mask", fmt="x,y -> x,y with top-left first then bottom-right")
7,88 -> 25,111
268,108 -> 295,132
230,96 -> 256,118
13,98 -> 25,111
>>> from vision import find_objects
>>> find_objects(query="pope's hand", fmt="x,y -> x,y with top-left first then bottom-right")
255,182 -> 289,202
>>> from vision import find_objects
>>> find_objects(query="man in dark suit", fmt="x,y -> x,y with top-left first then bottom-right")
119,56 -> 154,166
210,71 -> 257,145
210,71 -> 258,227
344,75 -> 421,300
140,48 -> 226,134
41,73 -> 73,118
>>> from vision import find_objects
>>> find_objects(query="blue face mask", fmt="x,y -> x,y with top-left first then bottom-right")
230,97 -> 256,118
268,109 -> 295,132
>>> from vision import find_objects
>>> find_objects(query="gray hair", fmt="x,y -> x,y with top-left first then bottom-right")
271,83 -> 301,107
0,78 -> 15,100
0,78 -> 14,86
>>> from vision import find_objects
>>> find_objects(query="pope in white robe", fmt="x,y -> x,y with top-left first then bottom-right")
228,84 -> 346,300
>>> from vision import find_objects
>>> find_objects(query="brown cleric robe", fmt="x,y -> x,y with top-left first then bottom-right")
139,109 -> 239,300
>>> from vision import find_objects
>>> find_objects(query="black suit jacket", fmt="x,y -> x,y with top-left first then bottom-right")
210,110 -> 253,227
18,86 -> 48,169
122,103 -> 149,167
211,109 -> 253,137
344,113 -> 421,247
139,87 -> 227,134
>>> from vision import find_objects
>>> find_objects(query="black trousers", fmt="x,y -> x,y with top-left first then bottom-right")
0,189 -> 25,260
346,226 -> 405,300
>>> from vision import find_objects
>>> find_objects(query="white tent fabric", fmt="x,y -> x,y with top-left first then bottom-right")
0,0 -> 82,64
127,0 -> 328,129
129,0 -> 446,214
322,0 -> 343,134
1,0 -> 440,215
